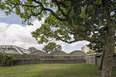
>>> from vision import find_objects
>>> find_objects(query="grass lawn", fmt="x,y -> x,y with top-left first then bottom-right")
0,64 -> 116,77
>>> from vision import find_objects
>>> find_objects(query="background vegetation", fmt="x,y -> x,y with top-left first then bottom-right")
87,50 -> 96,54
0,53 -> 17,66
42,42 -> 62,53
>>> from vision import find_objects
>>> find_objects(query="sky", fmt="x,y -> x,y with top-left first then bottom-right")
0,10 -> 90,53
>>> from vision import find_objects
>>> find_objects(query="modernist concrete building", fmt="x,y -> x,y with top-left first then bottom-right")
81,45 -> 90,53
69,50 -> 87,57
29,50 -> 47,55
0,45 -> 30,54
49,51 -> 68,55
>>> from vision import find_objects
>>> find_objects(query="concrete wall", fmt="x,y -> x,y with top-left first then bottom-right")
49,51 -> 68,55
86,53 -> 116,67
29,50 -> 47,56
96,55 -> 116,67
0,50 -> 87,65
29,50 -> 87,56
86,55 -> 95,64
69,50 -> 87,56
0,54 -> 86,65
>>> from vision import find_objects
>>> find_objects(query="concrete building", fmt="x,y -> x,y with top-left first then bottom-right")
0,45 -> 30,54
49,51 -> 68,55
69,50 -> 87,57
86,53 -> 116,67
81,45 -> 90,53
29,50 -> 47,55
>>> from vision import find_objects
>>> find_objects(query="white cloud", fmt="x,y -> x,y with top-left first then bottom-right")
70,41 -> 90,47
54,40 -> 90,53
0,18 -> 45,50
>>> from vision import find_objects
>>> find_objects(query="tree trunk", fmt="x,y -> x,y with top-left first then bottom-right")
101,0 -> 115,77
102,37 -> 114,77
102,36 -> 114,77
98,48 -> 105,70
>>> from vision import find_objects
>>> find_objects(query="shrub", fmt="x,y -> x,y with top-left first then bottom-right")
0,52 -> 3,55
0,53 -> 17,66
87,50 -> 96,54
115,48 -> 116,53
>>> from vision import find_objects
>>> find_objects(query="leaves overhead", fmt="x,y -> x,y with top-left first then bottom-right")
0,0 -> 116,44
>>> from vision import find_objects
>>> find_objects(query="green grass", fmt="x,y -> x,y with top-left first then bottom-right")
0,64 -> 116,77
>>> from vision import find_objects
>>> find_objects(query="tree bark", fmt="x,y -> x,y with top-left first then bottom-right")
98,48 -> 105,70
101,0 -> 115,77
102,35 -> 114,77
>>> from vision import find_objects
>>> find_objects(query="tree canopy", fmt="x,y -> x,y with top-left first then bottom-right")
0,0 -> 115,44
0,0 -> 116,77
42,42 -> 62,53
88,42 -> 104,53
28,47 -> 38,52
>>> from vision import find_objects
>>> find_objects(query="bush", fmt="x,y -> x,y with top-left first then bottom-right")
0,53 -> 17,66
87,50 -> 96,54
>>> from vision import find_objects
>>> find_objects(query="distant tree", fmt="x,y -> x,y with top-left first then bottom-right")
42,42 -> 62,53
114,48 -> 116,53
28,47 -> 38,52
87,50 -> 96,54
0,48 -> 5,53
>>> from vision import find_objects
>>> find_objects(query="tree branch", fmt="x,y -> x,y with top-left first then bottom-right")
55,35 -> 78,44
53,0 -> 67,16
44,7 -> 67,21
32,0 -> 67,21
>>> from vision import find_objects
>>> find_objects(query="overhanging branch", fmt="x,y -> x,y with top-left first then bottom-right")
32,0 -> 67,21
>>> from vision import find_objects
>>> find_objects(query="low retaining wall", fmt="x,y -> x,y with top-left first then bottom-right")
96,55 -> 116,67
86,53 -> 116,67
86,55 -> 95,64
11,54 -> 86,64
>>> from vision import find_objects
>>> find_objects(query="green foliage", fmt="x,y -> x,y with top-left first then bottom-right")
87,50 -> 96,54
0,52 -> 3,57
32,12 -> 72,44
0,0 -> 115,44
115,48 -> 116,53
80,5 -> 88,18
42,42 -> 62,53
88,42 -> 104,53
28,47 -> 38,52
0,53 -> 17,66
0,0 -> 57,25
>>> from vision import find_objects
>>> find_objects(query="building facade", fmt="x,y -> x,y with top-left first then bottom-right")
81,45 -> 90,53
0,45 -> 30,54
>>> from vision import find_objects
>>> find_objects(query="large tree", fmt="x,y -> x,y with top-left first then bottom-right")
0,0 -> 115,77
42,42 -> 62,53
